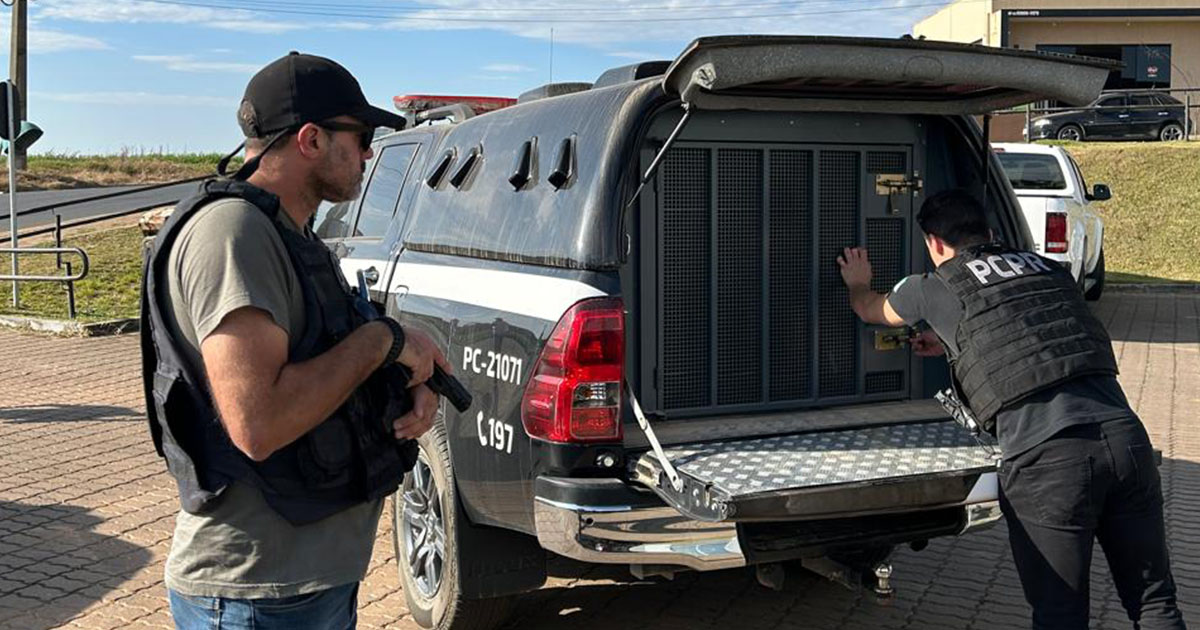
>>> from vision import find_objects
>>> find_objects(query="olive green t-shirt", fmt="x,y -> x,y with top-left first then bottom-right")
161,197 -> 384,599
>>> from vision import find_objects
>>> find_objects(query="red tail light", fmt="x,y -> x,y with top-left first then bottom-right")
521,298 -> 624,443
1045,212 -> 1068,254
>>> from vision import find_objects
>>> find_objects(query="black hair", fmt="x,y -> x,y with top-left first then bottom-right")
916,189 -> 991,247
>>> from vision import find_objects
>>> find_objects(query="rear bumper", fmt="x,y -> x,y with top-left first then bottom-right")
533,474 -> 1001,571
534,497 -> 747,571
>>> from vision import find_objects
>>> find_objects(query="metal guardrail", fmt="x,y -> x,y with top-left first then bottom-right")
4,175 -> 202,318
0,239 -> 90,319
0,246 -> 88,281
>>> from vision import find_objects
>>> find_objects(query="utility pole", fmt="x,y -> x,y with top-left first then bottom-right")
9,0 -> 26,171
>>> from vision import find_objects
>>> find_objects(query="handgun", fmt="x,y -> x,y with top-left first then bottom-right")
355,269 -> 473,413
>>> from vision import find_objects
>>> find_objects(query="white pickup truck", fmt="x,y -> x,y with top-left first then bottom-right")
994,143 -> 1109,300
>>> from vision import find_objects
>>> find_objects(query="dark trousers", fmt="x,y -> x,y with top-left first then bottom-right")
999,416 -> 1186,630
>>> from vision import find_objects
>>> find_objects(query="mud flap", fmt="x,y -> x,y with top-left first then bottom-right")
632,420 -> 999,523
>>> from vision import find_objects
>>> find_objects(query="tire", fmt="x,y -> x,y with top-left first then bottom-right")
1160,122 -> 1185,142
394,422 -> 514,630
1057,124 -> 1083,142
1084,248 -> 1105,301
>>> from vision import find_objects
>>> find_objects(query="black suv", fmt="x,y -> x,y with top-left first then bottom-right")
316,36 -> 1112,630
1029,90 -> 1192,141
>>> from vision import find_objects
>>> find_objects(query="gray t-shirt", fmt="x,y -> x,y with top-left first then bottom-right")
161,198 -> 384,599
888,272 -> 1132,460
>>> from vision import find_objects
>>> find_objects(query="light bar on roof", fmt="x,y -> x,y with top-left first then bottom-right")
393,94 -> 516,117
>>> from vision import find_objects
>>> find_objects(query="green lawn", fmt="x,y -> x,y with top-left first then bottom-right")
1040,141 -> 1200,283
0,226 -> 144,322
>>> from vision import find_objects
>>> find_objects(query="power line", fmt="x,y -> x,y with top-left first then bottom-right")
133,0 -> 965,23
199,0 -> 912,15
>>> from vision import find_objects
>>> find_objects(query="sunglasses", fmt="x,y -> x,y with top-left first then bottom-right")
315,120 -> 375,151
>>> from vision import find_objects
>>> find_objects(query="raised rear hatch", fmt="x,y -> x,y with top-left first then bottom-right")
663,35 -> 1117,114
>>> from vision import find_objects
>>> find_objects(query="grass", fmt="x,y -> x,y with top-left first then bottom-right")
0,225 -> 144,322
1046,141 -> 1200,283
0,151 -> 237,192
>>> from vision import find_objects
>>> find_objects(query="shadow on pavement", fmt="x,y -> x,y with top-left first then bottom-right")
0,501 -> 152,630
0,404 -> 140,423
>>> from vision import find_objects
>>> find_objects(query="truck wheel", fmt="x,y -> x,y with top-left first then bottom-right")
1057,124 -> 1083,142
393,423 -> 514,630
1084,249 -> 1105,301
1160,123 -> 1184,142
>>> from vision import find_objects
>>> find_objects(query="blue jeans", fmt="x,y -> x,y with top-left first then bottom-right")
168,583 -> 359,630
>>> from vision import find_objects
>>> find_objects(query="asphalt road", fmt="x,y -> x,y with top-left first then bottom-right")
0,181 -> 199,235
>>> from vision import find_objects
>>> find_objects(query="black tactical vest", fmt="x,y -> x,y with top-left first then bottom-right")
935,243 -> 1118,426
140,178 -> 417,525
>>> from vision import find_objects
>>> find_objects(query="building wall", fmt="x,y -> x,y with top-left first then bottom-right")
913,0 -> 994,42
994,0 -> 1200,10
1009,19 -> 1200,89
915,2 -> 1200,91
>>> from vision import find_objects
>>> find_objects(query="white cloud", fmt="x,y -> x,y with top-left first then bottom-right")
30,29 -> 110,52
37,0 -> 304,34
606,51 -> 660,60
481,63 -> 534,73
133,54 -> 260,74
34,91 -> 233,107
0,13 -> 110,53
328,21 -> 374,31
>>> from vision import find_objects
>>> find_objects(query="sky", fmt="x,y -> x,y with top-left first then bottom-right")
0,0 -> 957,155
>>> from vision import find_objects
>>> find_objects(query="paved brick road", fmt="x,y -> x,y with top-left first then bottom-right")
1,292 -> 1197,629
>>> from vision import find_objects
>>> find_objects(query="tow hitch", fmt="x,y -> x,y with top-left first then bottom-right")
800,557 -> 897,604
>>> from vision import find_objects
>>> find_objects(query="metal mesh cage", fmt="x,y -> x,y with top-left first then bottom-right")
716,149 -> 765,405
866,217 -> 906,294
661,147 -> 712,409
769,150 -> 813,402
865,370 -> 904,394
817,151 -> 860,398
866,151 -> 907,174
656,144 -> 909,413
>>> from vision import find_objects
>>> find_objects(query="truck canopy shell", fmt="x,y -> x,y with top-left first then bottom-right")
664,35 -> 1117,115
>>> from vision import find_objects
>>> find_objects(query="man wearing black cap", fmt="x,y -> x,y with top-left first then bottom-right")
141,53 -> 450,628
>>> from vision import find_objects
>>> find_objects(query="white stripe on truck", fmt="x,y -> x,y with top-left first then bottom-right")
388,262 -> 607,322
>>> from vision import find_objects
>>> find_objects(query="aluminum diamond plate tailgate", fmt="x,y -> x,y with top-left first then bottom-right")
633,420 -> 999,523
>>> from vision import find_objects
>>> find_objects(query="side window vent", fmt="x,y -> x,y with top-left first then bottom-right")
508,137 -> 536,191
449,144 -> 482,189
426,148 -> 455,189
547,135 -> 576,190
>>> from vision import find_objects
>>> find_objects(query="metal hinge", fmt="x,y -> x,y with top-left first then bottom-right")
626,384 -> 683,493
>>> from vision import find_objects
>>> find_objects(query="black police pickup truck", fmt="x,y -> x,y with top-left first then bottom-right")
314,36 -> 1113,630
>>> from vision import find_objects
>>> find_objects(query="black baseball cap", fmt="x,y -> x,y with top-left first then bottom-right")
237,51 -> 406,138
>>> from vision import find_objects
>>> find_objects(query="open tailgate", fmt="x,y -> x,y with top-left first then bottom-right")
633,420 -> 999,523
663,35 -> 1118,114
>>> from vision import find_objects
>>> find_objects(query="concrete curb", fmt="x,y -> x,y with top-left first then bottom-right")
0,314 -> 139,336
1106,283 -> 1200,294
